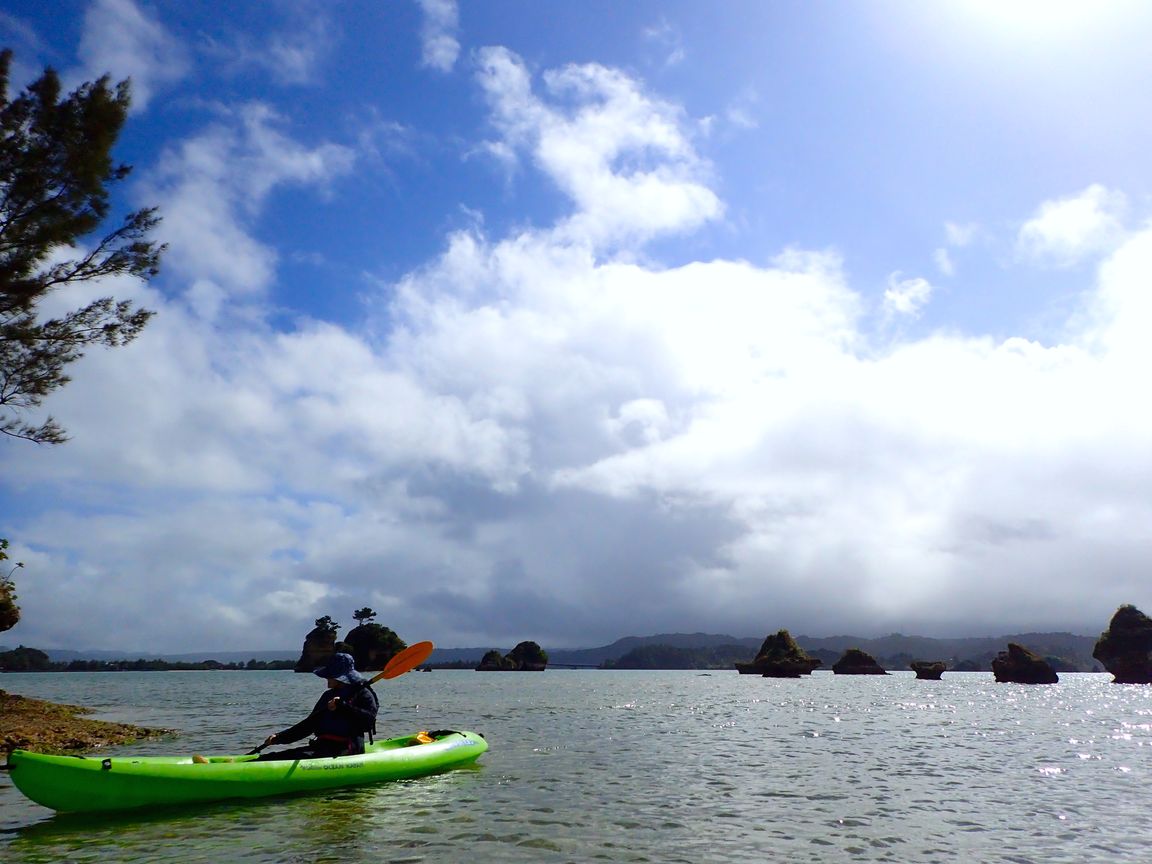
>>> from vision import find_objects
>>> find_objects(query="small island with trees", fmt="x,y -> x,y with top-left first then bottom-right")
476,641 -> 549,671
293,608 -> 408,673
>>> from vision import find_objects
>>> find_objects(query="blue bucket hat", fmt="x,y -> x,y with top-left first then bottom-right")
314,652 -> 366,685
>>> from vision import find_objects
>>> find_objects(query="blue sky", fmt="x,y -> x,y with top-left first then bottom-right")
3,0 -> 1152,654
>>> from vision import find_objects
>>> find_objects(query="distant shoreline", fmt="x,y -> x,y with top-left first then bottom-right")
0,654 -> 298,673
2,629 -> 1107,673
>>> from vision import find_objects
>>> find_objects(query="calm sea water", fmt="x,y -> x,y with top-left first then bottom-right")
2,669 -> 1151,863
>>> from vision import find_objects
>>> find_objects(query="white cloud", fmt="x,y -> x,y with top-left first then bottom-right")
1017,184 -> 1128,267
642,18 -> 686,67
606,399 -> 673,447
75,0 -> 188,111
417,0 -> 461,73
726,105 -> 758,131
933,221 -> 979,277
141,103 -> 356,300
201,13 -> 332,87
371,204 -> 1152,641
725,88 -> 761,131
476,47 -> 722,248
933,247 -> 955,277
1079,226 -> 1152,362
0,11 -> 44,57
883,273 -> 934,317
945,221 -> 979,247
264,26 -> 330,85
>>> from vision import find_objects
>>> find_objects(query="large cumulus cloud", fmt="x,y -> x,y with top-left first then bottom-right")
3,38 -> 1150,653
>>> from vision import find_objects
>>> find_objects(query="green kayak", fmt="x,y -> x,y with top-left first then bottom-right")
7,729 -> 487,813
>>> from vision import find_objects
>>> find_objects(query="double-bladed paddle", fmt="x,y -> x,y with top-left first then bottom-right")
373,640 -> 435,680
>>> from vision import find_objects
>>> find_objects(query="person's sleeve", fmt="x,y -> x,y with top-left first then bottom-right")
276,695 -> 324,743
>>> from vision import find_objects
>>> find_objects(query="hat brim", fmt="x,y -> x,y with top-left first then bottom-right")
314,666 -> 366,685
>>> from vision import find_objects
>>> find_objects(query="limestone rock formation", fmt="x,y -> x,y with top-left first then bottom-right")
1093,604 -> 1152,684
991,643 -> 1058,684
294,617 -> 339,673
476,640 -> 549,671
910,660 -> 946,680
475,649 -> 512,671
343,622 -> 405,672
735,629 -> 822,678
294,613 -> 411,674
832,648 -> 888,675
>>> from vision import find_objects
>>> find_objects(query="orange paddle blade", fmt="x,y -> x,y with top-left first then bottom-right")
375,640 -> 434,681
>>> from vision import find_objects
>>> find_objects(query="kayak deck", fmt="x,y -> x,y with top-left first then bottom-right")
7,729 -> 487,813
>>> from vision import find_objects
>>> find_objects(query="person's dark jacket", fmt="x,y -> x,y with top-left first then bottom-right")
275,682 -> 379,755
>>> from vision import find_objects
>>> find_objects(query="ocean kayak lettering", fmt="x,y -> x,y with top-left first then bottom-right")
301,760 -> 365,771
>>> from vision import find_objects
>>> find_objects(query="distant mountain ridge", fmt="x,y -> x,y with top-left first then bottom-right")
3,630 -> 1102,671
545,632 -> 760,667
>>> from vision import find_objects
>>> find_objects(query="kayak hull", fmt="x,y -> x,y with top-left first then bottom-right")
7,729 -> 487,813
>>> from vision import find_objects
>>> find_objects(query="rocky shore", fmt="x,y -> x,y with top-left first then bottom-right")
1,689 -> 172,758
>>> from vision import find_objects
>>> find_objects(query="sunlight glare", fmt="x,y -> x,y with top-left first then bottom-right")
959,0 -> 1137,40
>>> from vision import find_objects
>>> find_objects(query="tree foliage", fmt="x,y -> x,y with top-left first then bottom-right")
313,615 -> 340,634
476,648 -> 511,671
0,49 -> 164,444
507,640 -> 548,667
344,619 -> 404,671
0,645 -> 49,671
353,607 -> 376,624
0,537 -> 22,632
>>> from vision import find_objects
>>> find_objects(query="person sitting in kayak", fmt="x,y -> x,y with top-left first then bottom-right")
257,652 -> 380,761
